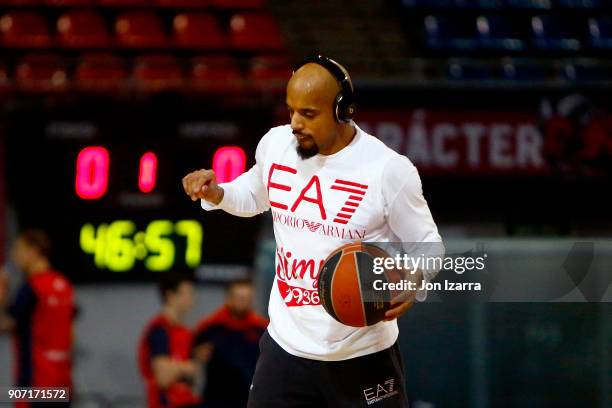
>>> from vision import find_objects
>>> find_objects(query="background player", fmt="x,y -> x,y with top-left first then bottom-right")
183,55 -> 443,407
138,273 -> 200,408
0,229 -> 74,408
192,280 -> 267,408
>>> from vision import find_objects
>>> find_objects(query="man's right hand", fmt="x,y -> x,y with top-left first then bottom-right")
182,169 -> 224,205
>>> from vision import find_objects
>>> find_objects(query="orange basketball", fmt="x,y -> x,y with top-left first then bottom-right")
317,241 -> 404,327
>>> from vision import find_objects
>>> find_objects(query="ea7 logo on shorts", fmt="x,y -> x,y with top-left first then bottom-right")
363,378 -> 399,405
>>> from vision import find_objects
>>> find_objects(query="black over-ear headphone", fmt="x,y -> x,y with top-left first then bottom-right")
294,54 -> 356,123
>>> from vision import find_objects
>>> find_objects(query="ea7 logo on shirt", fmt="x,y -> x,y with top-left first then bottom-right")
267,163 -> 369,225
363,378 -> 399,405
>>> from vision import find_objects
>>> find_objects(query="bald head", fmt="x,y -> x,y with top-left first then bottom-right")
287,63 -> 341,108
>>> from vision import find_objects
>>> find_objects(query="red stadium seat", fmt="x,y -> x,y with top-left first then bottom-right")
133,54 -> 183,91
191,55 -> 244,92
173,13 -> 227,50
229,13 -> 284,51
75,53 -> 126,91
210,0 -> 264,9
0,0 -> 41,5
115,11 -> 167,48
97,0 -> 150,6
44,0 -> 93,5
1,11 -> 52,48
154,0 -> 208,7
15,55 -> 68,91
248,54 -> 291,91
57,10 -> 111,49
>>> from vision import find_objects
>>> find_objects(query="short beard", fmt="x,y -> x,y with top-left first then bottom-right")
296,143 -> 319,159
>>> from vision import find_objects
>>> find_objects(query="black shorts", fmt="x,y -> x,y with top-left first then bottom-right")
247,330 -> 409,408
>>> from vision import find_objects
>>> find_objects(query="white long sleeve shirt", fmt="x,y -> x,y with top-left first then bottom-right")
201,123 -> 443,361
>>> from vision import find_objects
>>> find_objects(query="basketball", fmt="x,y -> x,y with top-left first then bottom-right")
317,242 -> 404,328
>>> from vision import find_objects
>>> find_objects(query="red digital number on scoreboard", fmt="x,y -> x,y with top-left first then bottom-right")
75,146 -> 109,199
212,146 -> 247,184
138,151 -> 158,193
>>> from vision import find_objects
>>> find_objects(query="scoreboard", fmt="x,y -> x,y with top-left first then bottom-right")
5,104 -> 271,282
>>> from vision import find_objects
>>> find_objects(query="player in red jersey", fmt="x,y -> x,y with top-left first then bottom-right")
138,273 -> 201,408
192,280 -> 268,408
0,229 -> 75,408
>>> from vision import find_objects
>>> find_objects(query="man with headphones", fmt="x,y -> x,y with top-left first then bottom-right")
183,55 -> 442,407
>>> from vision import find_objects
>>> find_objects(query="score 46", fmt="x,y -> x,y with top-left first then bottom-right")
80,220 -> 202,272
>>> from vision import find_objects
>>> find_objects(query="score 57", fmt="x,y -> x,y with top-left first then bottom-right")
80,220 -> 202,272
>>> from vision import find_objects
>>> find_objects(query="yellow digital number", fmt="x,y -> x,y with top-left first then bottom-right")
175,220 -> 203,268
145,220 -> 175,271
105,220 -> 136,272
80,223 -> 108,268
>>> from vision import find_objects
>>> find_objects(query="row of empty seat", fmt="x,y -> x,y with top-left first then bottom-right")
444,58 -> 611,81
2,54 -> 607,93
0,54 -> 291,92
0,10 -> 284,50
403,0 -> 611,9
424,15 -> 612,51
0,0 -> 264,8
